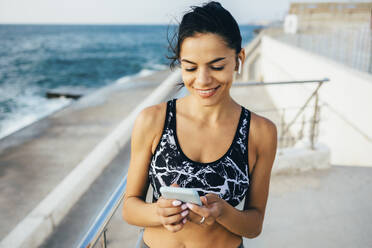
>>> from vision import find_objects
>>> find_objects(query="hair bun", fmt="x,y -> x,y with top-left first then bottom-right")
205,1 -> 222,9
167,0 -> 242,70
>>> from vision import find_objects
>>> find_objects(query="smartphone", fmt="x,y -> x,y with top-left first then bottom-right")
160,186 -> 202,206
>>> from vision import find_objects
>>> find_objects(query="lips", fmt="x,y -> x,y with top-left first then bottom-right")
195,86 -> 220,98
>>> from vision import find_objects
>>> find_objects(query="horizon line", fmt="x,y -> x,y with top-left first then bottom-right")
0,21 -> 274,26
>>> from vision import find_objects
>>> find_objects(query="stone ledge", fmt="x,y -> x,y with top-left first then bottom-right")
272,143 -> 331,175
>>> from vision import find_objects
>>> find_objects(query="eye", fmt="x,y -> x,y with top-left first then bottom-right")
185,68 -> 196,72
211,66 -> 224,71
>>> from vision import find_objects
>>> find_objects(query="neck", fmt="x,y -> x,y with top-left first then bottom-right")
184,95 -> 239,123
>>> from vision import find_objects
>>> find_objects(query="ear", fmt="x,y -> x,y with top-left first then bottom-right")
238,48 -> 246,68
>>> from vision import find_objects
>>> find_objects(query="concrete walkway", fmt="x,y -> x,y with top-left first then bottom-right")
245,165 -> 372,248
97,165 -> 372,248
0,69 -> 173,240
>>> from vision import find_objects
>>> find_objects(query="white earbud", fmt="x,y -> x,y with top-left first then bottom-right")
238,58 -> 242,74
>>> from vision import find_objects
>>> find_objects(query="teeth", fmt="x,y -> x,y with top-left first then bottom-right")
198,89 -> 215,94
196,87 -> 218,95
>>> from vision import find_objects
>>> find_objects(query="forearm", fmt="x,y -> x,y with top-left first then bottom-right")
122,196 -> 161,227
217,201 -> 262,238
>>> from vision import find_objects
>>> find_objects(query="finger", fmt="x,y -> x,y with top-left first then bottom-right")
157,204 -> 188,217
186,210 -> 203,223
157,197 -> 183,208
162,210 -> 189,225
200,196 -> 208,206
186,202 -> 210,218
186,211 -> 206,225
170,183 -> 180,187
205,193 -> 220,203
165,222 -> 184,233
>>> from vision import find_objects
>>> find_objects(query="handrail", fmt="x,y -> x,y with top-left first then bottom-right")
238,31 -> 264,81
234,78 -> 330,149
234,78 -> 329,86
244,31 -> 264,59
78,176 -> 127,248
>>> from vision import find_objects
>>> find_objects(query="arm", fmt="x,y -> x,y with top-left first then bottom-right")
218,117 -> 277,237
122,105 -> 188,231
122,106 -> 162,227
187,116 -> 277,238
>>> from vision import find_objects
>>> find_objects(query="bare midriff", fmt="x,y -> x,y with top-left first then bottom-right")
143,221 -> 242,248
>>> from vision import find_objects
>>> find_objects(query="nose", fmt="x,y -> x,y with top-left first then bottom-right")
195,67 -> 212,87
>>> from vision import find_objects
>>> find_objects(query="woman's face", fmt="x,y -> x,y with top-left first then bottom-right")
179,32 -> 240,106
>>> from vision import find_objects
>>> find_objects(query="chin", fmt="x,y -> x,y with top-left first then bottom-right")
195,98 -> 218,106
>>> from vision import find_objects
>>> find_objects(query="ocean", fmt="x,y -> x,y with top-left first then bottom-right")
0,24 -> 259,139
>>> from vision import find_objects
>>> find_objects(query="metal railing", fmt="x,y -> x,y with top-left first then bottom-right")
236,31 -> 264,82
78,177 -> 127,248
235,78 -> 329,149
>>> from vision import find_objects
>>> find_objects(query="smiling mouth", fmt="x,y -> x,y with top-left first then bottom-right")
195,85 -> 220,98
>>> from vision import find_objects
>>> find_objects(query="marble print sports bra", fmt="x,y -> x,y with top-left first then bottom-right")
148,98 -> 251,207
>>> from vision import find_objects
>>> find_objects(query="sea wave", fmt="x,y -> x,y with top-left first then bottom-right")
0,95 -> 72,139
115,65 -> 167,85
0,67 -> 164,140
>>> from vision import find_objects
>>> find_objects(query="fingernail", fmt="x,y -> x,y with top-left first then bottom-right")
186,203 -> 193,209
181,210 -> 189,217
181,204 -> 187,210
172,200 -> 182,206
182,218 -> 187,224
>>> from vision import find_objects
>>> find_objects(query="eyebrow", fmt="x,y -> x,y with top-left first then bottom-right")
181,57 -> 226,65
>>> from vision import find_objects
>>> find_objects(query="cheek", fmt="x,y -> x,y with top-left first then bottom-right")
218,73 -> 233,85
217,64 -> 236,84
181,73 -> 193,86
215,70 -> 234,86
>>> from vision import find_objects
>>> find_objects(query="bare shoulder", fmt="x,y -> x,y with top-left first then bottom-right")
250,112 -> 277,136
134,102 -> 166,132
250,112 -> 277,154
133,102 -> 167,152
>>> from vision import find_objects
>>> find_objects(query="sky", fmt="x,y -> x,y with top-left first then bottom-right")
0,0 -> 369,24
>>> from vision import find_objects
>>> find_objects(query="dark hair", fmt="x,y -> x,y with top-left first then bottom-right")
167,1 -> 242,70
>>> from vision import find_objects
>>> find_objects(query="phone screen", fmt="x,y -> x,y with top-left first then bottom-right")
160,186 -> 202,206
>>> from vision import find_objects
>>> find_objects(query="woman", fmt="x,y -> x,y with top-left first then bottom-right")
122,2 -> 277,248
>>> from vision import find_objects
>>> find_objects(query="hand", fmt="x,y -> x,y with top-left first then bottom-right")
155,183 -> 189,232
186,194 -> 225,226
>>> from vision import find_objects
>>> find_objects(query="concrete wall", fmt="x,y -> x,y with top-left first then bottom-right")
289,2 -> 372,30
259,36 -> 372,166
